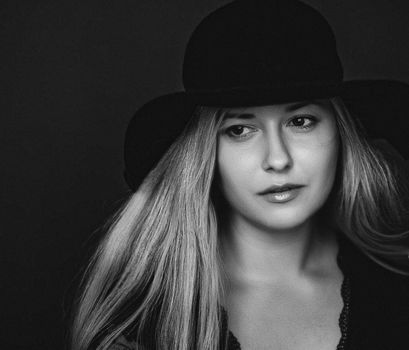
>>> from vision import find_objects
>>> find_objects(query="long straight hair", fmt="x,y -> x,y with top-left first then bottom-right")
70,98 -> 409,350
71,106 -> 226,350
330,97 -> 409,272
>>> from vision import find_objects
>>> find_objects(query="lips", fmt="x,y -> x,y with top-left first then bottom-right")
258,183 -> 304,195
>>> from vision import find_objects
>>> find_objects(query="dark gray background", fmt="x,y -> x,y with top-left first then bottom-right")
2,0 -> 409,348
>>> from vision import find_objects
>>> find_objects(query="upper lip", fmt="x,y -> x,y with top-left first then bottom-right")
258,183 -> 305,195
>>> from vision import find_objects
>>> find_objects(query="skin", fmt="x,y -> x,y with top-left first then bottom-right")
216,99 -> 343,350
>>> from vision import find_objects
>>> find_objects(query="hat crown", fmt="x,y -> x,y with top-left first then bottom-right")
183,0 -> 343,91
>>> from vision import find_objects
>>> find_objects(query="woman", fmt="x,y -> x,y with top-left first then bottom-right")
70,1 -> 409,349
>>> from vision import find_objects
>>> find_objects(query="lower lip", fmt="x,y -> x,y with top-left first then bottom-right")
260,187 -> 303,203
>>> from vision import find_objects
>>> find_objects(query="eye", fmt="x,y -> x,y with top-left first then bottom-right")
288,115 -> 317,130
223,125 -> 256,139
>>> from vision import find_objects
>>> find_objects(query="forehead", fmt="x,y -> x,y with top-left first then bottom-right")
221,99 -> 334,119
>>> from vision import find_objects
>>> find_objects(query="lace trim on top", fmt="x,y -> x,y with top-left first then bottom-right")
224,234 -> 352,350
336,275 -> 351,350
335,234 -> 351,350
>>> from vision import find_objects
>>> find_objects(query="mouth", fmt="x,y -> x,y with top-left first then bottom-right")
258,184 -> 305,204
258,183 -> 305,195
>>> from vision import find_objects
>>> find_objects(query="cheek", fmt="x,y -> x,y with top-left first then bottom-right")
298,137 -> 339,193
216,144 -> 256,196
288,122 -> 338,150
292,119 -> 339,174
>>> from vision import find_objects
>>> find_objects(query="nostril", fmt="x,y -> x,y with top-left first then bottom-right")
262,132 -> 293,171
263,148 -> 292,171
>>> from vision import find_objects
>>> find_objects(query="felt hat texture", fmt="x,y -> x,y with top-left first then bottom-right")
124,0 -> 409,191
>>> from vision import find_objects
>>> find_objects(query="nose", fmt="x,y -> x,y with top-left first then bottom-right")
262,130 -> 292,172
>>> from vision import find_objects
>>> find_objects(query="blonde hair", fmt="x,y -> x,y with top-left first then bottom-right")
70,106 -> 226,350
330,97 -> 409,272
70,98 -> 409,350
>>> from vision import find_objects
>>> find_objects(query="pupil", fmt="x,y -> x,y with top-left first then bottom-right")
294,118 -> 304,126
233,126 -> 243,135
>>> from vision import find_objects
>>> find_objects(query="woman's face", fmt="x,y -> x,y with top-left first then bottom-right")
216,99 -> 339,232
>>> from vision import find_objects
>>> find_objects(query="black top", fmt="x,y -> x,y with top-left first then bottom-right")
219,233 -> 409,350
111,233 -> 409,349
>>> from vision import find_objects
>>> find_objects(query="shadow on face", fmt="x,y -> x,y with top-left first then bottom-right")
212,99 -> 340,233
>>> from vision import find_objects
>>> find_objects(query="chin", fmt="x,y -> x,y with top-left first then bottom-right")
251,202 -> 320,231
259,213 -> 311,232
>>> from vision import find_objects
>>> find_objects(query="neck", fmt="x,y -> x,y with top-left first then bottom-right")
220,214 -> 337,285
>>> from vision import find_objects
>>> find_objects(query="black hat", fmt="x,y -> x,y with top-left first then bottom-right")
124,0 -> 409,191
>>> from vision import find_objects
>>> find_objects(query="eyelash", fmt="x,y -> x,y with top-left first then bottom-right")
223,116 -> 318,140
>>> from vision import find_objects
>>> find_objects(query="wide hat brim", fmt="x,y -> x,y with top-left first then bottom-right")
124,79 -> 409,191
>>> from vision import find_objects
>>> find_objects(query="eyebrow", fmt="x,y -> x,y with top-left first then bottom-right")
223,100 -> 325,120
